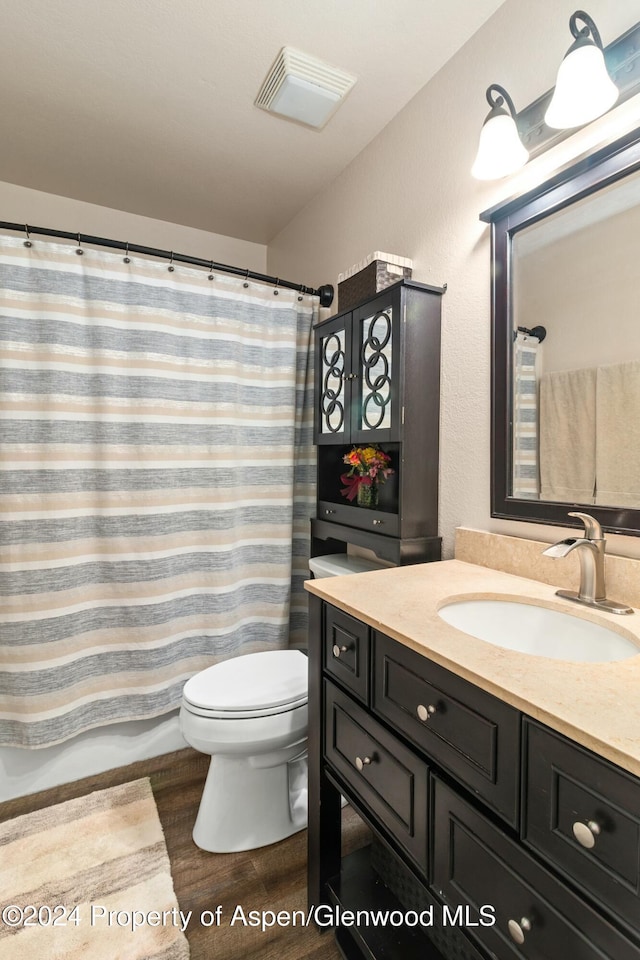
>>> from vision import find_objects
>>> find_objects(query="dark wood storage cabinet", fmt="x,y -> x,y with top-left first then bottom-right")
312,280 -> 444,565
308,594 -> 640,960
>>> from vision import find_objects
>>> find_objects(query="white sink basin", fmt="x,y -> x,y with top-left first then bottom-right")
438,599 -> 639,662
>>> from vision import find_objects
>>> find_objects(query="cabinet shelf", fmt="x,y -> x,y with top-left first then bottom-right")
317,443 -> 400,511
311,517 -> 441,566
327,848 -> 448,960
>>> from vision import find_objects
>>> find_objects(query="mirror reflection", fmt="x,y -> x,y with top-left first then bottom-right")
511,168 -> 640,509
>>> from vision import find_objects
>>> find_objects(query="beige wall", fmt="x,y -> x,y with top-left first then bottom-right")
516,199 -> 640,373
268,0 -> 640,560
0,180 -> 267,271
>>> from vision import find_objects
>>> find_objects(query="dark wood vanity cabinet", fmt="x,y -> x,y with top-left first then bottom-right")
312,280 -> 444,565
308,595 -> 640,960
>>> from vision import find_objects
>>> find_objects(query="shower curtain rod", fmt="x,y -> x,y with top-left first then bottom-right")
515,324 -> 547,342
0,220 -> 335,307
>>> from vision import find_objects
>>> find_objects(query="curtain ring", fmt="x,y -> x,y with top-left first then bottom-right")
24,224 -> 32,248
123,241 -> 130,264
168,251 -> 174,272
75,233 -> 83,256
243,267 -> 250,288
208,260 -> 215,280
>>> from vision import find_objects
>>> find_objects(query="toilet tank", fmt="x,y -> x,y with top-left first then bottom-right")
308,554 -> 387,578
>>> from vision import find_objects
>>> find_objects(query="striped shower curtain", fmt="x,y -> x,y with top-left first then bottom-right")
511,332 -> 540,499
0,237 -> 317,747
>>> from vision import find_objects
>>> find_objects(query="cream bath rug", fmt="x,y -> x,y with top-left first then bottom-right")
0,777 -> 190,959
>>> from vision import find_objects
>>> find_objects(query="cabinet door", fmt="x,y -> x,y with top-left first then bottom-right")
315,314 -> 352,444
432,777 -> 640,960
351,293 -> 402,443
523,720 -> 640,938
324,680 -> 429,873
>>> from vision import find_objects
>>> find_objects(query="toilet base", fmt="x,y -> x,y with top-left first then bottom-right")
193,749 -> 308,853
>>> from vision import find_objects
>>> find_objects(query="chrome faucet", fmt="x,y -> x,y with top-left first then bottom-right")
542,512 -> 633,615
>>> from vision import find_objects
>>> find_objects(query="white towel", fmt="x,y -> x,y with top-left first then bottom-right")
595,360 -> 640,507
539,368 -> 596,503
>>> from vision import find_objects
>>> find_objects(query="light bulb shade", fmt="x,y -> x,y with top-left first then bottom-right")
471,111 -> 529,180
545,41 -> 618,129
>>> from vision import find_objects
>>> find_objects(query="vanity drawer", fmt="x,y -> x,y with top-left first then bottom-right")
323,604 -> 370,703
324,679 -> 429,872
523,720 -> 640,936
373,632 -> 520,825
432,776 -> 640,960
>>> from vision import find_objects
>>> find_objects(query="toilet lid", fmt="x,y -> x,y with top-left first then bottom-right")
182,649 -> 308,714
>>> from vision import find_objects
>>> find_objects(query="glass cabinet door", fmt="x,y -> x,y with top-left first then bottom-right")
315,315 -> 351,444
351,297 -> 400,443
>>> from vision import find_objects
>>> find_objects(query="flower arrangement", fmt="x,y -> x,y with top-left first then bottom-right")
340,445 -> 394,507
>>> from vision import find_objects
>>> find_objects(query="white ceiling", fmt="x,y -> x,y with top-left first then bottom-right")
0,0 -> 506,243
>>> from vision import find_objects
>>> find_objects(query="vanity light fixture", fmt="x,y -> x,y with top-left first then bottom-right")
544,10 -> 618,129
471,84 -> 529,180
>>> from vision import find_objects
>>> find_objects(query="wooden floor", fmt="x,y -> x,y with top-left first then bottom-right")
0,747 -> 370,960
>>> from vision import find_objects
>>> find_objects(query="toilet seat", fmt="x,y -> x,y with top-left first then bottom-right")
182,649 -> 308,720
182,696 -> 308,720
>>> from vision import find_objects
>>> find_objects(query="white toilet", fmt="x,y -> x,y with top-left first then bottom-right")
180,552 -> 386,852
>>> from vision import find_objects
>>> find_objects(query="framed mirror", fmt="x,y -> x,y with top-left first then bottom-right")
484,126 -> 640,535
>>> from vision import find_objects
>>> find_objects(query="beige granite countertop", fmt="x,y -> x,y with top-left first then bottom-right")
305,560 -> 640,778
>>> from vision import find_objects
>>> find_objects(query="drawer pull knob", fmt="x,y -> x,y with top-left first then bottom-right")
372,519 -> 383,525
325,508 -> 336,514
417,704 -> 437,721
507,917 -> 531,945
572,820 -> 601,848
332,644 -> 349,658
355,755 -> 372,772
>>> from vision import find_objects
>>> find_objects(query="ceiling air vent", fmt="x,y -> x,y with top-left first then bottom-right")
255,47 -> 356,129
